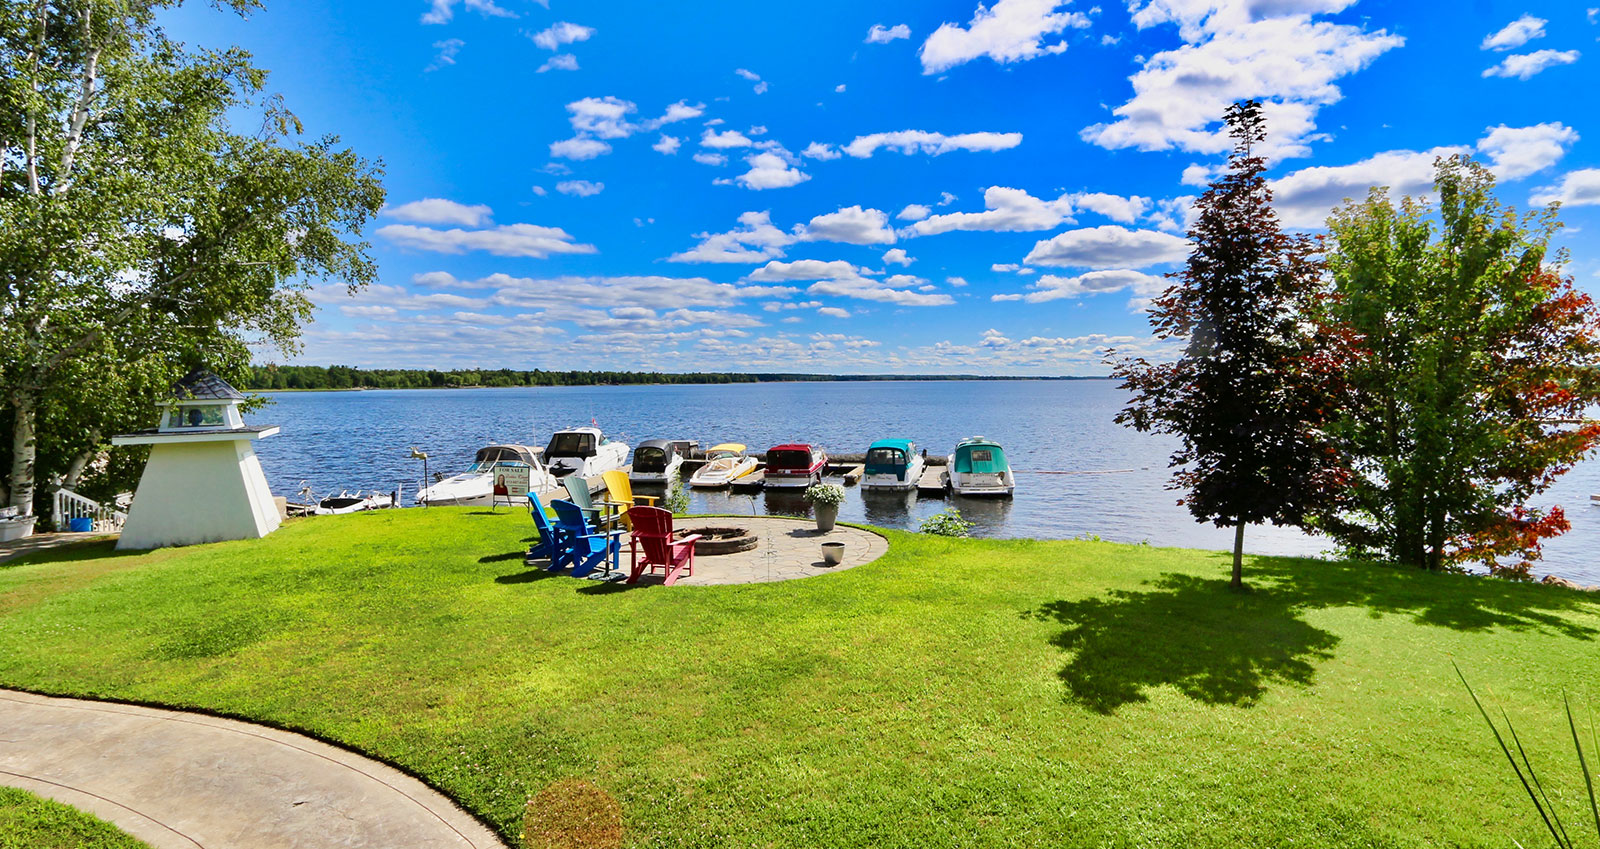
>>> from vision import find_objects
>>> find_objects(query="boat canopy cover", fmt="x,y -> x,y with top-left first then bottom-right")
707,442 -> 746,456
633,440 -> 675,472
952,438 -> 1007,474
865,439 -> 915,475
545,429 -> 598,458
766,445 -> 818,472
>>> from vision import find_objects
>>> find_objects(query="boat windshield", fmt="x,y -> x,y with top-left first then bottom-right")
767,449 -> 812,471
634,446 -> 666,472
865,447 -> 906,469
545,432 -> 596,458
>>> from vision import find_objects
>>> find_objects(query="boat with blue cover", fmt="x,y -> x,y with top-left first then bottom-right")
861,439 -> 924,491
946,436 -> 1015,497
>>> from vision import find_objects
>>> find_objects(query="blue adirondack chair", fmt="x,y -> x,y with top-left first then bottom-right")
525,491 -> 565,566
550,499 -> 624,578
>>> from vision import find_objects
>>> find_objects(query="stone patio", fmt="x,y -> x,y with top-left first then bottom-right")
529,515 -> 889,586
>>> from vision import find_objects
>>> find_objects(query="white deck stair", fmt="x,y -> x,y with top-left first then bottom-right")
51,488 -> 128,533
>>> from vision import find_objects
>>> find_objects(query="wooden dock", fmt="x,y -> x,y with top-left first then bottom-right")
730,470 -> 765,492
916,465 -> 948,495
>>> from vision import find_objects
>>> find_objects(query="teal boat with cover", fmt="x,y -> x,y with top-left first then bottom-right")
946,436 -> 1015,497
862,439 -> 924,490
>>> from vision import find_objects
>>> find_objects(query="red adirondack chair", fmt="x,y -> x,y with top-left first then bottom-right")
627,506 -> 700,586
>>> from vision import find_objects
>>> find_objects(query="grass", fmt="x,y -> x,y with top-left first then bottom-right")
0,787 -> 151,849
0,507 -> 1598,847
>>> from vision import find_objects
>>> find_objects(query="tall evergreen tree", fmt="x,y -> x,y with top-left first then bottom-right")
1114,100 -> 1345,590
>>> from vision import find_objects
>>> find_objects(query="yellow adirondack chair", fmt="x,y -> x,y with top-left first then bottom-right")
602,470 -> 659,531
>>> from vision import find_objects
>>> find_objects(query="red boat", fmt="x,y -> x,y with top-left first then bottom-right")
762,443 -> 828,488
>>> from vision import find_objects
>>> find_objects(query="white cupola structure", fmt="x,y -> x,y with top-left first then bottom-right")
111,369 -> 281,549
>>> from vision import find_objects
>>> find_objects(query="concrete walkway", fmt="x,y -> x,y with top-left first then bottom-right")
0,689 -> 506,849
0,531 -> 116,565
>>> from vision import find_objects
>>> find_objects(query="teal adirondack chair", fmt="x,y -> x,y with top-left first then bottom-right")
562,476 -> 624,531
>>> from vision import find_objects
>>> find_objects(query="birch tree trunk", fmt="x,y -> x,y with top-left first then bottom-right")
9,388 -> 38,516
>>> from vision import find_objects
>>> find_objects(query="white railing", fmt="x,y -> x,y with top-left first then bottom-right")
51,488 -> 128,533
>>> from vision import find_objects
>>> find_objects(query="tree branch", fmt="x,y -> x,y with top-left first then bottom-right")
57,4 -> 103,194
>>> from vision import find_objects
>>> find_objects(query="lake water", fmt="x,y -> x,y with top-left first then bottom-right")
251,381 -> 1600,583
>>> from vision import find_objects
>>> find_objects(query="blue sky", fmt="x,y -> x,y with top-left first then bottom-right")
163,0 -> 1600,375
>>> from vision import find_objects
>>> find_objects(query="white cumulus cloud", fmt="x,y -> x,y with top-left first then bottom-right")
668,211 -> 796,263
796,206 -> 897,245
883,248 -> 915,266
726,152 -> 810,190
994,269 -> 1169,302
653,135 -> 682,154
531,21 -> 594,50
556,180 -> 604,197
1476,122 -> 1579,179
549,137 -> 612,160
898,204 -> 932,221
1482,49 -> 1580,80
919,0 -> 1089,74
1024,225 -> 1190,268
536,53 -> 579,73
911,186 -> 1073,235
867,23 -> 912,43
1532,169 -> 1600,207
1082,8 -> 1403,160
841,130 -> 1023,158
377,223 -> 598,258
421,0 -> 516,25
1481,15 -> 1546,51
702,128 -> 755,149
384,198 -> 493,227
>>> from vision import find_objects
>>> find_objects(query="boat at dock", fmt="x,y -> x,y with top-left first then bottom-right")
689,443 -> 759,488
631,439 -> 695,484
861,439 -> 925,491
313,490 -> 395,515
543,427 -> 629,479
415,444 -> 554,506
947,437 -> 1015,497
762,443 -> 828,488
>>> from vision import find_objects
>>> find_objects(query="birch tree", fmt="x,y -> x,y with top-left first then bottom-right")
0,0 -> 384,514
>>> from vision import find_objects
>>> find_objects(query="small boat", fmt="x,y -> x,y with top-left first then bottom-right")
763,443 -> 828,489
861,439 -> 925,491
689,443 -> 759,488
631,439 -> 695,484
543,427 -> 630,479
415,444 -> 553,506
314,490 -> 394,515
947,436 -> 1015,497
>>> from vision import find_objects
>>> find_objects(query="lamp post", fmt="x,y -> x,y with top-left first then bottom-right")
409,447 -> 429,507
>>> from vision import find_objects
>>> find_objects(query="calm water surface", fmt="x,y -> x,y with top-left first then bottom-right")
251,381 -> 1600,583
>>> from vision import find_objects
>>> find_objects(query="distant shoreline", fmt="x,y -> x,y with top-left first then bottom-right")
248,372 -> 1118,392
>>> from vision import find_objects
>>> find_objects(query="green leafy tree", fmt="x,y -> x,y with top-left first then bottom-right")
1315,157 -> 1600,576
0,0 -> 384,514
1114,100 -> 1346,591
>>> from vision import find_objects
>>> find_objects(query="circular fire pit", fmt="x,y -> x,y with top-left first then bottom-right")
676,526 -> 759,555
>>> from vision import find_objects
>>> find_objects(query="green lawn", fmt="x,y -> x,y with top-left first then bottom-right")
0,787 -> 151,849
1,507 -> 1597,847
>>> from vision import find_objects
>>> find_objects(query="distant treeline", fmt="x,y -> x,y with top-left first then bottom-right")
244,365 -> 1102,390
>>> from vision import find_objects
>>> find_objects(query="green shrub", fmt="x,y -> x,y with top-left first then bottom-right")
919,509 -> 973,538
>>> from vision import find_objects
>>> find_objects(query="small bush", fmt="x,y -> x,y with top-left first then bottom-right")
920,509 -> 973,538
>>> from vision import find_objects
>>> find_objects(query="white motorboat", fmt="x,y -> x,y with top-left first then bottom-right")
314,490 -> 395,515
543,427 -> 629,479
861,439 -> 925,491
631,439 -> 695,484
415,444 -> 554,506
946,436 -> 1015,497
689,443 -> 759,488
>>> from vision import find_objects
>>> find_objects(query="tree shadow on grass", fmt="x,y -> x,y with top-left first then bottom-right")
495,568 -> 562,585
478,551 -> 526,564
1029,556 -> 1599,714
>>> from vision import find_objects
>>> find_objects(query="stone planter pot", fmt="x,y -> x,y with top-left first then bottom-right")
813,503 -> 839,533
0,515 -> 37,543
821,542 -> 845,567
